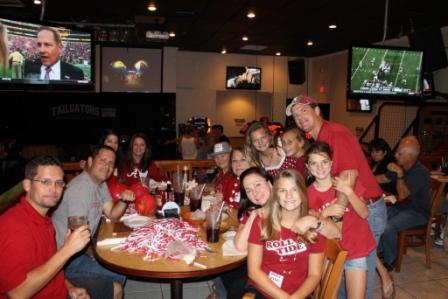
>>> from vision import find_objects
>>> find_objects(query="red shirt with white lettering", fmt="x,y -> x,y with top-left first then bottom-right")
248,216 -> 325,295
307,184 -> 376,260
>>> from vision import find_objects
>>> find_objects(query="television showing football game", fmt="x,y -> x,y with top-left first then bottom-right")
347,45 -> 424,99
0,17 -> 93,90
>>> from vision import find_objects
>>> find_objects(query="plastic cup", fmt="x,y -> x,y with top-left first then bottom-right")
206,210 -> 221,243
174,191 -> 185,206
67,216 -> 89,230
190,193 -> 202,212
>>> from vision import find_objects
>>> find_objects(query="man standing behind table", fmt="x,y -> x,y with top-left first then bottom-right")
24,26 -> 84,81
286,95 -> 386,299
52,145 -> 135,299
377,136 -> 430,269
0,155 -> 103,298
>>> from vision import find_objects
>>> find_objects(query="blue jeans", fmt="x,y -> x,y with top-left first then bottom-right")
366,198 -> 387,299
65,253 -> 126,285
379,205 -> 427,265
339,197 -> 387,299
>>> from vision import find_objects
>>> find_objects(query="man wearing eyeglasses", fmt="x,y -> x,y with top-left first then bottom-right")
52,145 -> 135,299
0,155 -> 111,298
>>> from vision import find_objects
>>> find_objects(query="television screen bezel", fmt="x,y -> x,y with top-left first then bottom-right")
0,17 -> 94,91
347,44 -> 424,100
226,66 -> 261,90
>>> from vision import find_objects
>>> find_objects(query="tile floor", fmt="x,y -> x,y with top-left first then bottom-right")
124,245 -> 448,299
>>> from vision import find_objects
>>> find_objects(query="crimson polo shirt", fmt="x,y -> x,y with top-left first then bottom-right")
317,121 -> 382,199
0,197 -> 67,299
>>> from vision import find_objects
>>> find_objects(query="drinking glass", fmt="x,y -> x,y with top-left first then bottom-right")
67,216 -> 89,230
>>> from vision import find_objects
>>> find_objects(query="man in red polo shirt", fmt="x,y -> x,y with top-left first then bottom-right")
286,95 -> 386,299
0,156 -> 92,298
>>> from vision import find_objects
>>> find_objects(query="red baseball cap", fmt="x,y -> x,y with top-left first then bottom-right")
285,95 -> 318,116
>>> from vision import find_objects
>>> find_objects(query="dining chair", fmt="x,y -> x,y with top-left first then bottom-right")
312,239 -> 348,299
394,177 -> 446,272
62,162 -> 83,183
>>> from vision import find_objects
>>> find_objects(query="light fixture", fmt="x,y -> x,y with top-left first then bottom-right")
328,24 -> 337,29
34,0 -> 42,4
307,40 -> 314,46
147,2 -> 157,11
242,35 -> 249,41
169,31 -> 176,37
221,49 -> 227,54
275,52 -> 281,56
247,10 -> 256,19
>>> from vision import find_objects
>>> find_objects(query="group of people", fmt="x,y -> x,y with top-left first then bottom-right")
0,94 -> 435,299
0,22 -> 85,81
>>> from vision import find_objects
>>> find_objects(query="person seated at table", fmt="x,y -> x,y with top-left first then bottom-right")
119,132 -> 168,186
246,169 -> 324,298
52,145 -> 136,299
280,127 -> 308,178
211,141 -> 239,206
369,138 -> 396,194
0,155 -> 113,299
377,136 -> 430,271
246,121 -> 299,178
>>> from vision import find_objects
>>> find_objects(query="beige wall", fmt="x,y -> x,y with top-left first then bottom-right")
159,27 -> 448,136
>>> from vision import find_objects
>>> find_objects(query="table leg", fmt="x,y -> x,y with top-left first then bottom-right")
170,279 -> 183,299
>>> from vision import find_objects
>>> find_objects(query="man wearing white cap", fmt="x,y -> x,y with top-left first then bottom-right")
286,95 -> 386,299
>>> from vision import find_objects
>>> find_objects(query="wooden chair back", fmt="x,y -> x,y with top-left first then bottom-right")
154,160 -> 215,182
313,239 -> 348,299
62,162 -> 83,183
395,177 -> 446,272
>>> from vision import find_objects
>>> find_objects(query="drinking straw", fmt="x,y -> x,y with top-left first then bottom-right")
216,201 -> 225,226
198,183 -> 207,198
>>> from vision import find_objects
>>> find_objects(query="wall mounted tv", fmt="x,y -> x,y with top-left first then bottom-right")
347,45 -> 423,99
226,66 -> 261,90
0,17 -> 93,90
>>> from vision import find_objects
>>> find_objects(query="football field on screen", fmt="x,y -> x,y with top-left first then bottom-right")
350,47 -> 422,94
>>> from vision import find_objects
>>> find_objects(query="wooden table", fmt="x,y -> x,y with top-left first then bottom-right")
94,210 -> 246,299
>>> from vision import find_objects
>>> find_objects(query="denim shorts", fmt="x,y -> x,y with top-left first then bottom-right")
344,256 -> 368,271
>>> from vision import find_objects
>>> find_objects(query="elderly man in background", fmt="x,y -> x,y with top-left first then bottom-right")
377,136 -> 430,269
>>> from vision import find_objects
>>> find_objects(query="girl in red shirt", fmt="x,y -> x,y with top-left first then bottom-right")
305,141 -> 376,299
119,132 -> 168,186
247,169 -> 324,298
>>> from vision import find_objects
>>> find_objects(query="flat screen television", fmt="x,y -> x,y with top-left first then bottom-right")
0,17 -> 93,90
347,45 -> 424,99
226,66 -> 261,90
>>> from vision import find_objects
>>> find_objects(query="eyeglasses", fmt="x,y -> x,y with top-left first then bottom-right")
31,178 -> 66,188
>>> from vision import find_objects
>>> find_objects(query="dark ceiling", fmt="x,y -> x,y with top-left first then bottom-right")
1,0 -> 447,57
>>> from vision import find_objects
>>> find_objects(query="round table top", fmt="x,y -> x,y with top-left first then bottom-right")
94,209 -> 246,279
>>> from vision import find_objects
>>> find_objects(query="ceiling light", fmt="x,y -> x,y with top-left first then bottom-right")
147,2 -> 157,11
307,40 -> 314,46
247,11 -> 256,19
328,24 -> 337,29
275,52 -> 281,56
169,31 -> 176,37
221,49 -> 227,54
34,0 -> 42,4
242,35 -> 249,41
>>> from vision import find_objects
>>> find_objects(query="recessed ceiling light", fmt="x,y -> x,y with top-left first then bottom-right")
147,2 -> 157,11
247,11 -> 256,19
275,52 -> 281,56
169,32 -> 176,37
307,40 -> 314,46
328,24 -> 337,29
221,49 -> 227,54
34,0 -> 42,4
242,35 -> 249,41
